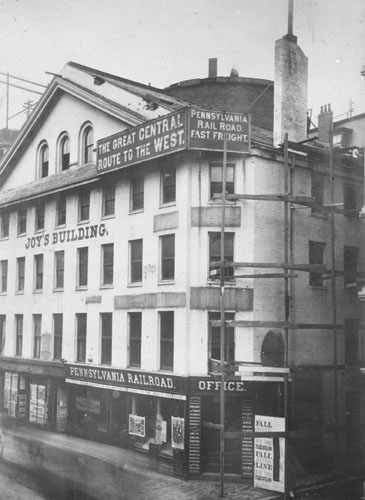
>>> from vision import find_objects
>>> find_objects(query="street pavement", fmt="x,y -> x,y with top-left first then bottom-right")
2,424 -> 281,500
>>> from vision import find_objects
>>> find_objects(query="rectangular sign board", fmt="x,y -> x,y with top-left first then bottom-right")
97,109 -> 187,174
97,108 -> 249,174
254,415 -> 285,493
188,108 -> 249,153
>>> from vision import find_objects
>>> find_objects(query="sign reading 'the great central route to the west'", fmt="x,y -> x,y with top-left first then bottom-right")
96,108 -> 249,174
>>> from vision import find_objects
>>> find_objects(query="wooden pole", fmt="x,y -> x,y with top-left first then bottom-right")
283,133 -> 289,500
219,134 -> 227,499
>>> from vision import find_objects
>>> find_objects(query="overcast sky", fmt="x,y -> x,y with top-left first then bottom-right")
0,0 -> 364,129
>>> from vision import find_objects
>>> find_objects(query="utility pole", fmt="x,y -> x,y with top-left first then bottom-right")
219,134 -> 228,499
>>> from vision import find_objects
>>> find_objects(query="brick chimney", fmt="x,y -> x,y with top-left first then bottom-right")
317,104 -> 333,143
208,58 -> 217,78
273,1 -> 308,146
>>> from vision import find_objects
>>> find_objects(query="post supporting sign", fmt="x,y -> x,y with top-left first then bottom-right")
96,108 -> 249,174
254,415 -> 285,493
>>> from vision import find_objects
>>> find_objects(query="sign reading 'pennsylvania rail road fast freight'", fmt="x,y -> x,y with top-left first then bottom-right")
97,108 -> 249,174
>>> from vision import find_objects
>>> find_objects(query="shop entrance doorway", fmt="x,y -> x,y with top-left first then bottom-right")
201,395 -> 241,474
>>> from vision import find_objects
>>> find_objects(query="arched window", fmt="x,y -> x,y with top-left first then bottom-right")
39,143 -> 49,178
82,125 -> 94,164
261,330 -> 284,367
60,135 -> 70,171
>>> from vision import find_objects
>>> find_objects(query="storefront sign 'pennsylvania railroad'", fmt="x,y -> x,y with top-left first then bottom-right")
97,108 -> 249,174
66,364 -> 251,398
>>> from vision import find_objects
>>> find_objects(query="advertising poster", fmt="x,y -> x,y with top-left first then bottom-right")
254,415 -> 285,493
155,415 -> 167,444
171,417 -> 184,449
129,414 -> 146,437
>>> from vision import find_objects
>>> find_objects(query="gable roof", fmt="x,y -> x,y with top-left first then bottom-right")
0,62 -> 191,186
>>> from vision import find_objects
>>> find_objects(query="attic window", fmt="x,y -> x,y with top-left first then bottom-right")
39,143 -> 49,178
82,125 -> 94,164
60,135 -> 70,171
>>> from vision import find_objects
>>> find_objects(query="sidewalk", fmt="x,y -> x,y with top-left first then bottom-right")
2,423 -> 282,500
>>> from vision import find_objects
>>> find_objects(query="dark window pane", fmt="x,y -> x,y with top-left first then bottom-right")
57,195 -> 67,226
130,239 -> 143,283
53,314 -> 63,360
209,232 -> 234,280
129,312 -> 141,367
160,311 -> 174,371
34,254 -> 43,290
102,244 -> 114,285
40,145 -> 49,178
344,246 -> 358,288
101,313 -> 112,364
83,127 -> 94,163
79,191 -> 90,221
55,251 -> 64,288
15,315 -> 23,356
1,260 -> 8,292
161,235 -> 175,280
61,136 -> 70,170
208,312 -> 235,366
17,257 -> 25,291
309,241 -> 324,286
76,314 -> 87,362
103,186 -> 115,217
33,314 -> 42,358
210,164 -> 235,199
161,168 -> 176,204
78,248 -> 88,287
35,202 -> 45,231
131,176 -> 144,211
18,208 -> 27,235
1,212 -> 9,238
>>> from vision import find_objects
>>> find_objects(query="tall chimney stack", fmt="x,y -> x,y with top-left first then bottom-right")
274,0 -> 308,146
317,104 -> 333,143
208,58 -> 217,78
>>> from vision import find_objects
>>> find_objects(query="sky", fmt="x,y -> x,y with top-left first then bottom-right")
0,0 -> 364,129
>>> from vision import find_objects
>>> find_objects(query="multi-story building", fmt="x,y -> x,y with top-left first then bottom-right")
0,26 -> 364,492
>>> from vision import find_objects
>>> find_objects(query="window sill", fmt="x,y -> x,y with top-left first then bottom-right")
15,290 -> 24,295
127,282 -> 143,288
0,291 -> 7,295
128,364 -> 141,369
101,214 -> 115,221
0,236 -> 9,241
53,288 -> 64,293
33,289 -> 43,294
55,223 -> 66,229
159,202 -> 176,209
129,208 -> 144,215
77,220 -> 90,225
159,368 -> 174,373
158,280 -> 175,286
17,233 -> 26,238
34,228 -> 45,234
100,284 -> 114,289
208,199 -> 237,206
75,286 -> 88,291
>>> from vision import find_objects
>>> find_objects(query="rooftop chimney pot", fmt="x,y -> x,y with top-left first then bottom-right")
208,58 -> 217,78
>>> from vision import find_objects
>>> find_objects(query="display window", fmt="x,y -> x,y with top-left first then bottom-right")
130,394 -> 185,456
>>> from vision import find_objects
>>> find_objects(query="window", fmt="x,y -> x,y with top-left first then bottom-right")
60,135 -> 70,171
130,176 -> 144,211
130,239 -> 143,283
53,314 -> 63,360
16,257 -> 25,292
128,312 -> 142,367
343,184 -> 358,216
160,311 -> 174,371
0,315 -> 5,354
34,254 -> 43,291
209,232 -> 234,280
33,314 -> 42,358
101,313 -> 112,364
78,191 -> 90,222
102,185 -> 115,217
39,143 -> 49,178
76,313 -> 87,362
309,241 -> 325,287
1,260 -> 7,293
161,167 -> 176,204
160,234 -> 175,281
15,314 -> 23,356
311,170 -> 325,214
208,312 -> 235,366
17,207 -> 27,235
54,251 -> 64,289
0,212 -> 9,238
101,244 -> 114,286
210,163 -> 235,199
56,194 -> 67,226
35,201 -> 45,231
344,246 -> 358,289
77,247 -> 88,287
345,319 -> 359,364
82,125 -> 94,164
